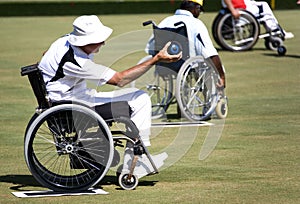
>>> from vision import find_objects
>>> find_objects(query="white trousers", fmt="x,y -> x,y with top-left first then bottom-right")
245,0 -> 279,31
78,88 -> 152,146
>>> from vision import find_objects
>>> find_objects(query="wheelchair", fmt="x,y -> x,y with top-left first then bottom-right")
212,8 -> 287,56
134,20 -> 228,121
21,64 -> 166,192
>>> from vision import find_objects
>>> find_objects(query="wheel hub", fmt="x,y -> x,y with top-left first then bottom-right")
64,144 -> 74,154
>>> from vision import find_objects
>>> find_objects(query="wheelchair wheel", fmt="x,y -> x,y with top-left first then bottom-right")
264,36 -> 284,49
134,56 -> 173,119
150,73 -> 174,119
212,9 -> 227,48
24,104 -> 114,192
24,113 -> 39,141
213,9 -> 260,51
118,173 -> 139,190
277,46 -> 286,56
215,96 -> 228,119
176,56 -> 219,121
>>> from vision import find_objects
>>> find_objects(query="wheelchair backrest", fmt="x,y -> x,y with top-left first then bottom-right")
152,21 -> 190,76
21,63 -> 51,111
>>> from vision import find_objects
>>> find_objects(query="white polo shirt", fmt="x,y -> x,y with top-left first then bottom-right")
38,35 -> 116,102
146,9 -> 218,58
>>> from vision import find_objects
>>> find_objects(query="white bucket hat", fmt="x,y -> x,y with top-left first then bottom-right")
68,15 -> 113,46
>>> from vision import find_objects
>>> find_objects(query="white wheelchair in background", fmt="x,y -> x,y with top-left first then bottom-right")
212,8 -> 288,56
21,64 -> 166,192
134,20 -> 228,122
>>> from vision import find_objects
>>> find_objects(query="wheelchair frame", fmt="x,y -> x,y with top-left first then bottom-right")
21,64 -> 160,191
134,21 -> 228,121
212,8 -> 287,56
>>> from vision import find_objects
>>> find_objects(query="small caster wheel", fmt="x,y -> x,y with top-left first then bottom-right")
277,46 -> 286,56
266,36 -> 283,51
215,97 -> 228,119
118,173 -> 138,190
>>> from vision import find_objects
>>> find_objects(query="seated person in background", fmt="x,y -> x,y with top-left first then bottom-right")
146,0 -> 226,88
222,0 -> 294,39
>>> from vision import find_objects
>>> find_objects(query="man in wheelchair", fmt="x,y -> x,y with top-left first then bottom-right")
145,0 -> 226,88
222,0 -> 294,39
143,0 -> 227,121
38,15 -> 181,147
35,15 -> 181,189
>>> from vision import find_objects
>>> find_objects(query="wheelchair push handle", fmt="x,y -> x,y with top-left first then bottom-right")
143,20 -> 157,28
143,20 -> 186,30
174,21 -> 185,27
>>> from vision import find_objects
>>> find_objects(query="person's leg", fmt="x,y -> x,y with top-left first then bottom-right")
87,88 -> 168,179
72,88 -> 163,178
126,90 -> 152,146
244,0 -> 293,39
257,1 -> 279,31
244,0 -> 278,31
92,88 -> 152,146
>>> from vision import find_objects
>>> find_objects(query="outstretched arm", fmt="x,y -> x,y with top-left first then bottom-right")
108,42 -> 182,87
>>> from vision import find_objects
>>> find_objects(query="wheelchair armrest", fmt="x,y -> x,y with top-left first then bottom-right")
21,63 -> 39,76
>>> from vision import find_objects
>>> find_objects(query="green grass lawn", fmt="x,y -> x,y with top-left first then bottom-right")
0,10 -> 299,203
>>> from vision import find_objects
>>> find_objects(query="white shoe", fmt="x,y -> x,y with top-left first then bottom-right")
284,31 -> 294,39
122,149 -> 168,179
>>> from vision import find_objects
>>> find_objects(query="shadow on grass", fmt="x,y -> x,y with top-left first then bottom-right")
98,176 -> 158,190
262,53 -> 300,58
216,48 -> 300,58
216,47 -> 277,52
0,175 -> 158,191
164,113 -> 180,121
0,175 -> 41,191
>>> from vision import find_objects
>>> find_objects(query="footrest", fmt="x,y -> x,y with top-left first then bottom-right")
126,152 -> 168,179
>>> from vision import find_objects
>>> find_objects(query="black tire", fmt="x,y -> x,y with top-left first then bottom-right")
212,9 -> 227,48
118,173 -> 138,190
24,113 -> 39,141
24,104 -> 114,192
277,46 -> 287,56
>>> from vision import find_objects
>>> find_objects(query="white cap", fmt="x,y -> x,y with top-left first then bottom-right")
68,15 -> 113,46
